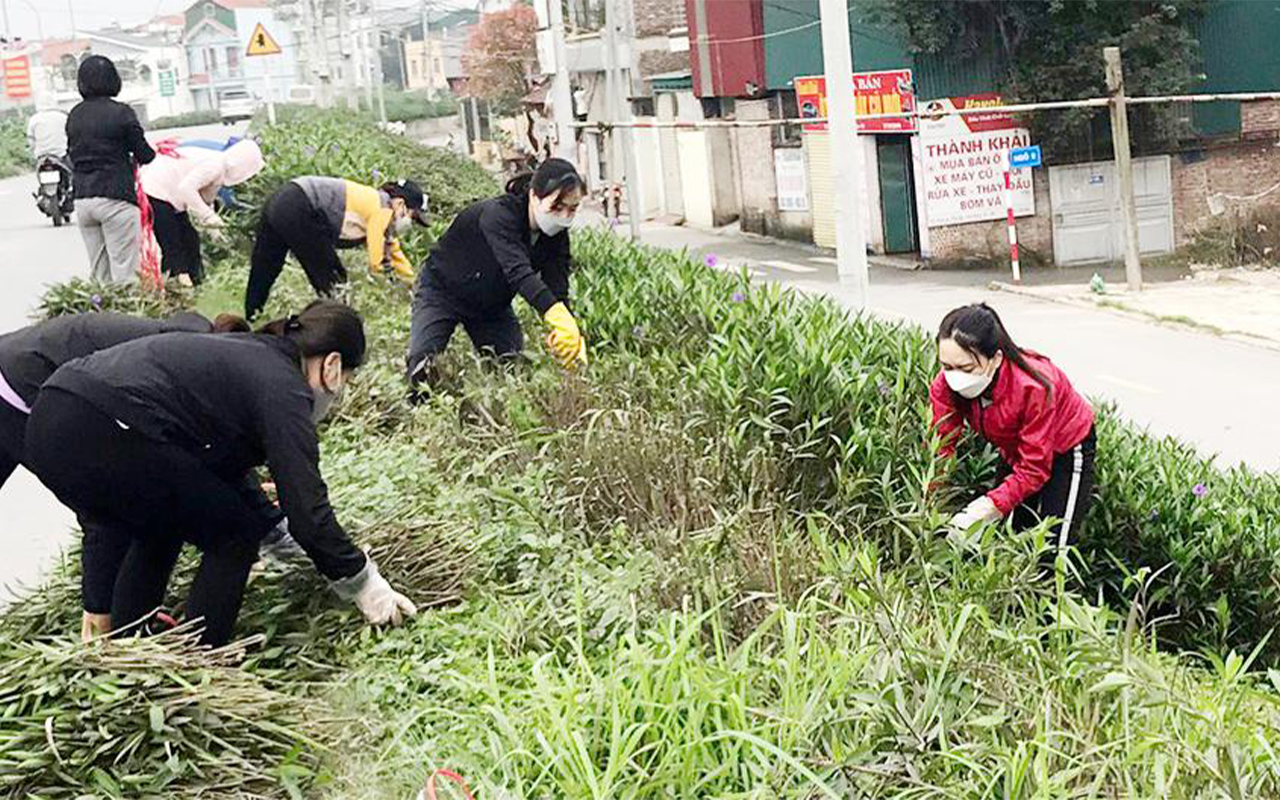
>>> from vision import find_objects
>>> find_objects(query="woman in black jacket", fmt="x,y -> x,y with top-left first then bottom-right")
67,55 -> 156,284
24,301 -> 415,647
406,158 -> 586,388
0,311 -> 248,640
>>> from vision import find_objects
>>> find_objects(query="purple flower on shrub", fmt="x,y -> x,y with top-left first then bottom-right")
90,294 -> 102,310
704,254 -> 718,269
877,380 -> 892,399
632,325 -> 644,338
731,291 -> 746,304
1193,483 -> 1208,497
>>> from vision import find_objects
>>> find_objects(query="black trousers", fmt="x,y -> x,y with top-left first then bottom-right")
246,183 -> 346,319
1009,426 -> 1097,548
0,397 -> 125,613
148,196 -> 204,284
24,389 -> 271,646
406,270 -> 524,383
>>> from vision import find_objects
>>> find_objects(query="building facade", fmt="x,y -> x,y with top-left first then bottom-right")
183,0 -> 297,112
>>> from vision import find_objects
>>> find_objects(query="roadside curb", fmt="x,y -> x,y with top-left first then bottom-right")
990,280 -> 1280,354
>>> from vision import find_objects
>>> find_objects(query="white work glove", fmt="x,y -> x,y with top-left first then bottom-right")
329,554 -> 417,626
949,495 -> 1003,533
258,519 -> 309,566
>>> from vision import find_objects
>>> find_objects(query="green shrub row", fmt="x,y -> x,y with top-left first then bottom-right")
571,230 -> 1280,662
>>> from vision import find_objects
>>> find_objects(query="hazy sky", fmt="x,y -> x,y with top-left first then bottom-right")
0,0 -> 472,41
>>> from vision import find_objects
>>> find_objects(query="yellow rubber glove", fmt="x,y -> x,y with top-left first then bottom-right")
542,302 -> 587,368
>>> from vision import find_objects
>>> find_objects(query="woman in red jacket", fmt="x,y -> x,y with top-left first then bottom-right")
930,303 -> 1096,547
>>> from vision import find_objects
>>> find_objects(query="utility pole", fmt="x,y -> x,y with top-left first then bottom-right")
2,1 -> 10,43
547,0 -> 574,159
336,0 -> 358,110
604,0 -> 642,238
1105,46 -> 1143,292
67,0 -> 75,38
420,0 -> 434,96
818,0 -> 868,307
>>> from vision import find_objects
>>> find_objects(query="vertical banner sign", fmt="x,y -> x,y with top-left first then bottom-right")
773,148 -> 809,211
794,70 -> 916,133
919,93 -> 1035,227
158,70 -> 176,97
3,56 -> 32,99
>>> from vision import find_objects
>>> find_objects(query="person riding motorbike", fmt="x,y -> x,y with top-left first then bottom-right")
27,96 -> 72,217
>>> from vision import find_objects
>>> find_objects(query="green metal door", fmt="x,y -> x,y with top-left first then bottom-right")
876,136 -> 918,253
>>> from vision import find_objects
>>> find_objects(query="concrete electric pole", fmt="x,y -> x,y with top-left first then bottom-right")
818,0 -> 869,308
1105,46 -> 1143,292
547,0 -> 574,160
604,0 -> 642,238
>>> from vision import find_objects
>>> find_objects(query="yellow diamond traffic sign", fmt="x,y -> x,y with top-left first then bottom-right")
246,22 -> 282,57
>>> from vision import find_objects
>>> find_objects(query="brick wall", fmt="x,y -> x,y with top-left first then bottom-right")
1173,140 -> 1280,240
1242,99 -> 1280,137
638,49 -> 689,78
926,170 -> 1054,265
633,0 -> 685,38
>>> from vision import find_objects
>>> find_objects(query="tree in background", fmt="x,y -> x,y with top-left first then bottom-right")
871,0 -> 1209,158
462,4 -> 538,119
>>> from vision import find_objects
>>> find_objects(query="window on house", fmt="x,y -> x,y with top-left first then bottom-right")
412,60 -> 420,79
772,90 -> 802,147
205,47 -> 219,73
226,47 -> 240,70
631,97 -> 655,117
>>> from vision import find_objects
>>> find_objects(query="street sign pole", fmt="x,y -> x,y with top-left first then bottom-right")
1003,150 -> 1020,284
246,22 -> 284,125
1004,145 -> 1040,285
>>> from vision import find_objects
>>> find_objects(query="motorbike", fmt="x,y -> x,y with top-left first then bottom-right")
33,155 -> 73,227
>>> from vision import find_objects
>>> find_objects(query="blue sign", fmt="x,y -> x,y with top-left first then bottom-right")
1008,145 -> 1042,169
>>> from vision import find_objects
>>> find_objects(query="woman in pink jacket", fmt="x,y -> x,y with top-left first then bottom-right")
139,139 -> 264,285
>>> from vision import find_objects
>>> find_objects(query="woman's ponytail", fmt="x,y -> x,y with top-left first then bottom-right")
256,300 -> 366,368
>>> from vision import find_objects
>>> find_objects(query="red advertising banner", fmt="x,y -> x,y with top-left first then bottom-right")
3,56 -> 31,99
794,70 -> 916,133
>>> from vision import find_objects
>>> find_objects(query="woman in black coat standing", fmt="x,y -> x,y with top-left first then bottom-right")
67,55 -> 156,284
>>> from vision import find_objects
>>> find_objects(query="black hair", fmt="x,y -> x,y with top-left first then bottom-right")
256,299 -> 367,369
937,303 -> 1052,397
212,313 -> 251,333
505,157 -> 585,199
77,55 -> 122,99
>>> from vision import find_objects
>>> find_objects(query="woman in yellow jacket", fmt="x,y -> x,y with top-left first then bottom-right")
245,177 -> 427,319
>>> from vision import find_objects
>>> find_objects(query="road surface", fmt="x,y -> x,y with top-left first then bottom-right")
0,122 -> 246,609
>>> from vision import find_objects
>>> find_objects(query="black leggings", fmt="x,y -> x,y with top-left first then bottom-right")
0,397 -> 126,614
1009,426 -> 1097,548
148,196 -> 204,284
24,389 -> 270,646
406,270 -> 524,383
245,183 -> 346,319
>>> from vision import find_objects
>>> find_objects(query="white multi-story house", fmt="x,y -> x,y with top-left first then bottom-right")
182,0 -> 298,112
37,30 -> 196,123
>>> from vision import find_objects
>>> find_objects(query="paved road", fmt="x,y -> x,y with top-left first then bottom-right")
0,122 -> 247,608
630,221 -> 1280,473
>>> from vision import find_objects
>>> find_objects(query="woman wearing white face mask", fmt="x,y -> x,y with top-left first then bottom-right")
23,300 -> 416,647
245,177 -> 428,319
930,303 -> 1096,548
406,158 -> 587,390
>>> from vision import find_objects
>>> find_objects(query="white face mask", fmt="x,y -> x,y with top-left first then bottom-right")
393,213 -> 413,237
534,205 -> 573,237
944,369 -> 993,399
